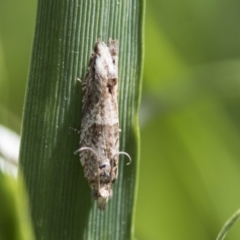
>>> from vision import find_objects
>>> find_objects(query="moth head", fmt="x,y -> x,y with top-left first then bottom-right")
92,187 -> 112,211
99,161 -> 111,181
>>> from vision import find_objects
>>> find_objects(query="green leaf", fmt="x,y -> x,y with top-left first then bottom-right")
0,171 -> 34,240
19,1 -> 144,239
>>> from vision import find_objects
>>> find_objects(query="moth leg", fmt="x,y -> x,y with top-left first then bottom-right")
77,77 -> 86,92
110,157 -> 114,183
77,78 -> 82,83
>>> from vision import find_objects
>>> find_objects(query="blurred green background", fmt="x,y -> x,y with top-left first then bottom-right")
1,1 -> 240,239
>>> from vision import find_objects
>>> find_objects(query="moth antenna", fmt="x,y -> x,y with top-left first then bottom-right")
69,127 -> 80,134
113,152 -> 131,165
74,147 -> 100,195
109,152 -> 131,183
75,146 -> 98,157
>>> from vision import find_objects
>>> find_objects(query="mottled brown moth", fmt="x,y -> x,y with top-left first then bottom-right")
75,39 -> 131,210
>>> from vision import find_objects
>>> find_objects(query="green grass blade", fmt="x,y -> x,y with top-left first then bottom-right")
19,1 -> 144,239
216,209 -> 240,240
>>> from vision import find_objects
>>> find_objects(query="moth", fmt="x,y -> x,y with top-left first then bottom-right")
75,39 -> 131,210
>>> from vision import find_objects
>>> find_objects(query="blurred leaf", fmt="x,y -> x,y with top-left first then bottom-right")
0,125 -> 19,177
216,209 -> 240,240
132,0 -> 240,238
19,1 -> 143,240
143,8 -> 189,90
0,1 -> 36,121
137,58 -> 240,239
149,0 -> 240,63
0,171 -> 34,240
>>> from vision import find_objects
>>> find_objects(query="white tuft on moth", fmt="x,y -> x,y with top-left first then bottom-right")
75,39 -> 131,210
